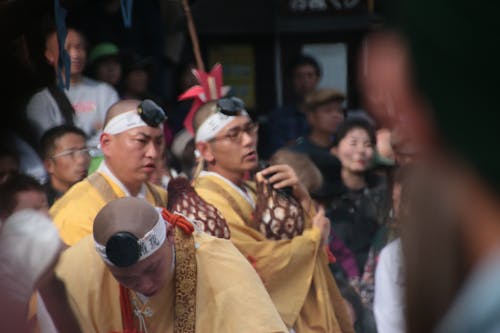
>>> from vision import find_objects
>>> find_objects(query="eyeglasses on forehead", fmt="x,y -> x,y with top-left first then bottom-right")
137,99 -> 167,127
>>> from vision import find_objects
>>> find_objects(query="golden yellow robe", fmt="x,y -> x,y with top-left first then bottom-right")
50,172 -> 167,246
55,230 -> 288,333
195,174 -> 354,333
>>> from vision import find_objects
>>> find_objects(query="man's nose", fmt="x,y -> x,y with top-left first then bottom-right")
240,131 -> 255,146
145,142 -> 160,159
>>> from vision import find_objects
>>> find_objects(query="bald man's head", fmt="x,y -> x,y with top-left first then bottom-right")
93,197 -> 158,245
103,99 -> 141,127
94,198 -> 175,295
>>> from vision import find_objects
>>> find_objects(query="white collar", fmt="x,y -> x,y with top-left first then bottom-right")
97,161 -> 147,198
199,170 -> 255,208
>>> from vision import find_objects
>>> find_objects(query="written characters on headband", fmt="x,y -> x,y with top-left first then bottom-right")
103,99 -> 167,135
94,211 -> 167,267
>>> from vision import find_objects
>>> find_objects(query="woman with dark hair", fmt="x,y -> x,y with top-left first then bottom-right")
325,117 -> 390,283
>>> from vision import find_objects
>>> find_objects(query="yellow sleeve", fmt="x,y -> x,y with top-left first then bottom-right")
196,186 -> 322,327
195,232 -> 288,333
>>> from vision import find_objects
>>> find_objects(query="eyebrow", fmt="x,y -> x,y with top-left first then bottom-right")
225,121 -> 252,132
137,131 -> 164,138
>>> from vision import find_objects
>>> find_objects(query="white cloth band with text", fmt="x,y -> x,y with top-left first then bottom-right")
195,110 -> 249,143
94,211 -> 167,266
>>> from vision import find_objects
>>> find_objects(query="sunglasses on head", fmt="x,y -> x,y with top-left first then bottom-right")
216,97 -> 246,116
137,99 -> 167,127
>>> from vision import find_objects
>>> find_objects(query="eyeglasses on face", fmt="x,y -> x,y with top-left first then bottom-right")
210,122 -> 259,143
216,97 -> 246,116
137,99 -> 167,127
51,147 -> 92,160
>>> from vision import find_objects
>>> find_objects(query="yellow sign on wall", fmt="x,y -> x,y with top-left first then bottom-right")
208,45 -> 256,109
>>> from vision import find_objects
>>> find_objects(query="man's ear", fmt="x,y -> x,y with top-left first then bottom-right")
330,146 -> 338,157
100,133 -> 113,156
44,159 -> 55,175
195,141 -> 215,164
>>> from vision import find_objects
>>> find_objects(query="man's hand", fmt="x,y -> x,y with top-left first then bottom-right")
257,164 -> 311,210
312,206 -> 331,246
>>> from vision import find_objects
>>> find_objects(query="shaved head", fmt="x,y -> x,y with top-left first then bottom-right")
103,99 -> 141,127
193,100 -> 217,134
93,197 -> 159,245
93,198 -> 175,296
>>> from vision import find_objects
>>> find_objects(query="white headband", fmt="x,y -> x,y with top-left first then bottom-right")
195,110 -> 249,143
94,210 -> 167,266
103,110 -> 162,135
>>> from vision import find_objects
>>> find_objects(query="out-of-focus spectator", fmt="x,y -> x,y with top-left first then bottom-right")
25,25 -> 119,147
69,0 -> 168,102
269,148 -> 323,194
358,10 -> 500,330
0,172 -> 49,221
0,146 -> 20,180
86,42 -> 122,89
290,88 -> 345,192
40,125 -> 91,206
1,131 -> 48,184
326,117 -> 389,278
0,210 -> 63,333
169,129 -> 195,179
266,54 -> 322,156
371,165 -> 413,333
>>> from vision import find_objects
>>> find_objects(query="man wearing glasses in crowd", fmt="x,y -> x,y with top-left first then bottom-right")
50,99 -> 168,245
192,97 -> 354,332
40,125 -> 92,206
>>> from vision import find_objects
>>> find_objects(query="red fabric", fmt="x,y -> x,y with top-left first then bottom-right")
247,255 -> 258,270
326,246 -> 337,264
116,285 -> 140,333
177,64 -> 227,135
161,208 -> 195,235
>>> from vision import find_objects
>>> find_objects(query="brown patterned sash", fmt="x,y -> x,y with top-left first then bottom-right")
173,224 -> 197,333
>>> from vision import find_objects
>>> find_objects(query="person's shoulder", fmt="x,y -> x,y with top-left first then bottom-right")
26,87 -> 52,106
81,77 -> 117,93
50,178 -> 101,215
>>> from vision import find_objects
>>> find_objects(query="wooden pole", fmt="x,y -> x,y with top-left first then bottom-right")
181,0 -> 205,71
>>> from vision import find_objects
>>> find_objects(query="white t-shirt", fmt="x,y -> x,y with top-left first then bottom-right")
374,238 -> 405,333
26,77 -> 119,146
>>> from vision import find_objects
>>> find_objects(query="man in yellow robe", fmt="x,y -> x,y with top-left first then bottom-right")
55,197 -> 288,333
192,98 -> 354,332
50,99 -> 167,245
